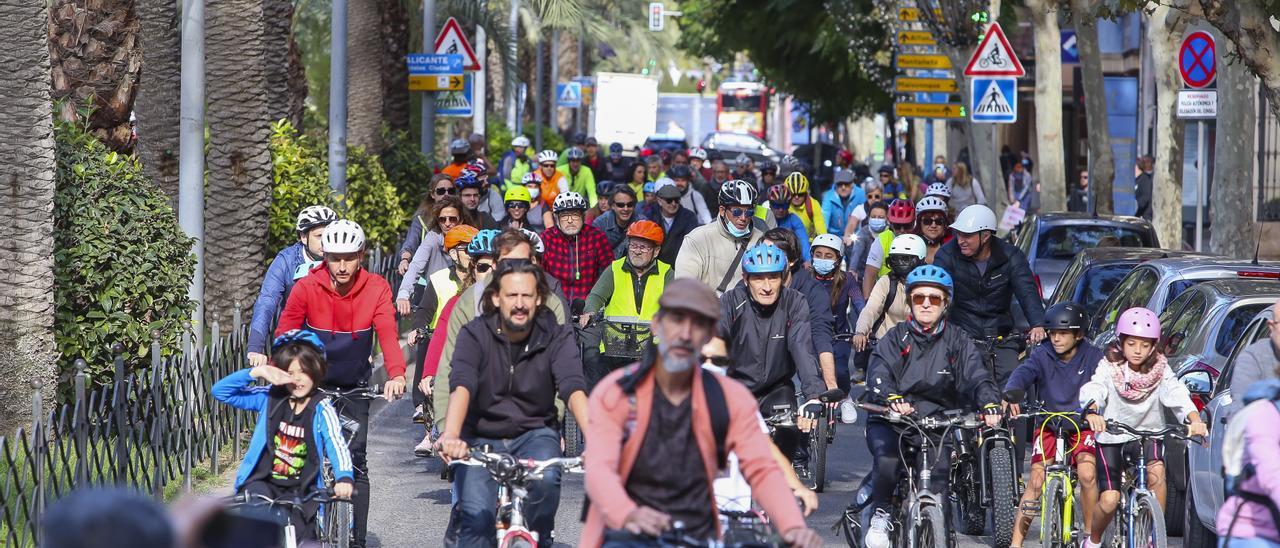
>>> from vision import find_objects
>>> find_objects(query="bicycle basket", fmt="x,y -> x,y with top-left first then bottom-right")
601,318 -> 651,359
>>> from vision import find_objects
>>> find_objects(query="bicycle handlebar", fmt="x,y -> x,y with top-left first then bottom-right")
453,448 -> 583,476
229,489 -> 339,509
1104,419 -> 1201,442
316,386 -> 383,401
857,403 -> 983,430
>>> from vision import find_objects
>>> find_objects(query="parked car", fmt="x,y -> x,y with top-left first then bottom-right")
1047,248 -> 1204,320
642,133 -> 689,156
1156,279 -> 1280,378
1009,212 -> 1159,301
700,131 -> 781,167
1183,304 -> 1277,548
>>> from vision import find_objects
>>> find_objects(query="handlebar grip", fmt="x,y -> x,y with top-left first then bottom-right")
858,402 -> 890,414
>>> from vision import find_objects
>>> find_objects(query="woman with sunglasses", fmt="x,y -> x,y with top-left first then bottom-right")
504,174 -> 551,232
915,196 -> 953,264
397,174 -> 456,276
395,196 -> 475,317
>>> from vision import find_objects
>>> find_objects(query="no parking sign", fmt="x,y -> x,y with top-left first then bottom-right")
1179,31 -> 1216,89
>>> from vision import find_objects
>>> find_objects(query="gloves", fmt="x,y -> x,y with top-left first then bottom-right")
800,399 -> 824,420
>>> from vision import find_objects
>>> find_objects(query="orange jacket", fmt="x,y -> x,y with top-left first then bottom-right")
441,162 -> 467,180
538,169 -> 566,208
582,363 -> 805,546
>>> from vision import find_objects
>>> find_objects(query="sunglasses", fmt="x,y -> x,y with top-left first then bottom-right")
726,207 -> 752,218
540,163 -> 556,168
911,294 -> 945,306
837,181 -> 853,187
434,187 -> 457,196
474,262 -> 493,273
437,215 -> 459,224
769,202 -> 789,210
613,201 -> 636,209
505,201 -> 529,209
660,197 -> 680,205
920,216 -> 946,227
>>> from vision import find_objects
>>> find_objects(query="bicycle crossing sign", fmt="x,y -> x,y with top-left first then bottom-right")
433,17 -> 481,71
970,77 -> 1017,123
963,22 -> 1025,77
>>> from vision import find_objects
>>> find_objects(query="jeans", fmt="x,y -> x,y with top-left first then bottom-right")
833,340 -> 852,396
452,427 -> 564,548
1221,538 -> 1280,548
325,386 -> 371,547
865,419 -> 952,517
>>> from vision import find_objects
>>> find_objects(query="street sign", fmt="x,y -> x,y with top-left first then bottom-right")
574,76 -> 594,107
897,7 -> 941,21
407,53 -> 464,91
898,31 -> 937,45
894,102 -> 964,119
898,54 -> 952,70
963,22 -> 1025,77
1177,89 -> 1218,118
894,76 -> 958,93
557,81 -> 582,108
649,2 -> 664,31
1179,31 -> 1216,89
970,77 -> 1017,123
433,17 -> 480,71
1061,30 -> 1079,64
436,73 -> 474,117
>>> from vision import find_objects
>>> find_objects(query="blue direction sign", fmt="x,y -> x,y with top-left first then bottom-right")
970,77 -> 1017,123
408,54 -> 464,91
556,81 -> 582,108
1061,30 -> 1079,64
436,73 -> 474,117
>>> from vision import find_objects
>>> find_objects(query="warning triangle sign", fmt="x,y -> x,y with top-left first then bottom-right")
963,22 -> 1025,77
434,17 -> 481,71
975,81 -> 1013,115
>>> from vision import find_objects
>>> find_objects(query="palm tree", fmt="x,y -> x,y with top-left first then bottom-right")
135,0 -> 182,200
0,0 -> 58,432
348,0 -> 387,152
47,0 -> 140,153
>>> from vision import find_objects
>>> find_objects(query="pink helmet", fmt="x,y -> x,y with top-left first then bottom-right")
1116,307 -> 1161,340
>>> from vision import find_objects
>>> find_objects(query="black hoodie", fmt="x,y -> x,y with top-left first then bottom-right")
866,319 -> 1000,418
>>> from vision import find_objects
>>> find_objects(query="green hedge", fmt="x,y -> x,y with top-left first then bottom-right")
53,119 -> 196,391
380,127 -> 433,216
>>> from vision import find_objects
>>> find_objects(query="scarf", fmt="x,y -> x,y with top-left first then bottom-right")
1110,353 -> 1166,402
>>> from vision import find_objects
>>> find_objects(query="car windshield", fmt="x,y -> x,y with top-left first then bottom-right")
1080,264 -> 1134,318
644,139 -> 686,152
1036,225 -> 1152,259
1216,303 -> 1269,357
1159,291 -> 1208,358
1091,267 -> 1159,336
721,93 -> 763,112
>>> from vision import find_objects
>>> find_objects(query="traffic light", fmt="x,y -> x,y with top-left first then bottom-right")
696,79 -> 706,93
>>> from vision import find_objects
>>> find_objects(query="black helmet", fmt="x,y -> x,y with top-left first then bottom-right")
759,160 -> 777,174
1043,302 -> 1087,332
877,164 -> 894,176
449,139 -> 470,155
572,132 -> 588,145
668,164 -> 693,180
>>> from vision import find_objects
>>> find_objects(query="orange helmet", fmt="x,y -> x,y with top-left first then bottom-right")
626,219 -> 665,246
443,224 -> 480,250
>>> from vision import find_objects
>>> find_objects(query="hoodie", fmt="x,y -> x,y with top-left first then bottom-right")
1004,340 -> 1104,413
276,265 -> 407,386
248,242 -> 315,354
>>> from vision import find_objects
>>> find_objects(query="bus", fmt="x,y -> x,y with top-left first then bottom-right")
716,82 -> 769,139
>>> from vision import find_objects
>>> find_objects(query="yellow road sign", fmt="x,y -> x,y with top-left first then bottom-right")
897,54 -> 952,70
897,7 -> 942,21
894,77 -> 958,93
895,102 -> 964,119
898,31 -> 937,45
409,74 -> 464,92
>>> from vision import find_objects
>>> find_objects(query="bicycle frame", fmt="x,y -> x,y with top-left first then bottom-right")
1039,415 -> 1081,546
453,450 -> 582,548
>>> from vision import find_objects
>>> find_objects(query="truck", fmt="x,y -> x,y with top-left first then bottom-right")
591,72 -> 659,152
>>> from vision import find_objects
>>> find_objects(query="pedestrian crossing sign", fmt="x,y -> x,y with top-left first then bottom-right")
436,73 -> 474,117
970,77 -> 1017,124
557,82 -> 582,108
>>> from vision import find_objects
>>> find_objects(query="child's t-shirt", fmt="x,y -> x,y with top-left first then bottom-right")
250,397 -> 321,488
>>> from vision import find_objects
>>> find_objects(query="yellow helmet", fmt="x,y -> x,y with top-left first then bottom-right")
784,171 -> 809,196
504,185 -> 531,204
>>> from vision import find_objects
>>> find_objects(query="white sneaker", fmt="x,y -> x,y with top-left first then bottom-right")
865,508 -> 893,548
841,399 -> 858,424
413,433 -> 434,457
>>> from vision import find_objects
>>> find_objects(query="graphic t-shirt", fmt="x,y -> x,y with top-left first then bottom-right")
252,397 -> 320,488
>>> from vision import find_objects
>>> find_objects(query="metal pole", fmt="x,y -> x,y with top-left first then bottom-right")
31,379 -> 44,547
505,0 -> 519,132
549,30 -> 559,136
179,0 -> 205,343
328,0 -> 349,192
1195,119 -> 1206,251
421,0 -> 437,158
473,20 -> 487,134
576,32 -> 585,133
534,39 -> 543,151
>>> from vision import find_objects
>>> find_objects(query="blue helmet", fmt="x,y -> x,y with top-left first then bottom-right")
454,171 -> 482,189
272,329 -> 326,358
742,244 -> 789,275
468,229 -> 500,257
905,265 -> 953,296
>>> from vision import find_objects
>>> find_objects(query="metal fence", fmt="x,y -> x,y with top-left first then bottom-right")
1256,89 -> 1280,221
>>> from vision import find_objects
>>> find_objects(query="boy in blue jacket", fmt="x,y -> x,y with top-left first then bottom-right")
1004,302 -> 1104,548
213,329 -> 354,539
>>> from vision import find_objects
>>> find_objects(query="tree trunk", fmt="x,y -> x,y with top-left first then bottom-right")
347,0 -> 384,152
1199,0 -> 1280,121
1072,0 -> 1114,214
1147,4 -> 1187,249
134,0 -> 182,201
0,0 -> 57,433
380,0 -> 409,134
47,0 -> 141,152
1027,0 -> 1065,213
1209,35 -> 1255,258
206,0 -> 273,328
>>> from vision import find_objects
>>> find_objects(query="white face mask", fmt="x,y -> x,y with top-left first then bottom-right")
868,218 -> 888,233
527,187 -> 541,200
812,258 -> 837,276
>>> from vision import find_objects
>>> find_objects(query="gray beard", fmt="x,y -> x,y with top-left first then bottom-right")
658,340 -> 696,373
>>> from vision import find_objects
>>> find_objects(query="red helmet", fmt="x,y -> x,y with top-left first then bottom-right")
838,150 -> 853,164
887,199 -> 915,224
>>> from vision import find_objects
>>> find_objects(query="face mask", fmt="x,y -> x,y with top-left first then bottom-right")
527,187 -> 541,200
723,217 -> 751,238
888,255 -> 920,278
812,258 -> 837,276
868,218 -> 888,233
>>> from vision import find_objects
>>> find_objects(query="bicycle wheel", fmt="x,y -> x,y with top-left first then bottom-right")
987,443 -> 1017,548
326,500 -> 352,548
809,417 -> 829,492
563,413 -> 582,458
838,507 -> 862,548
1041,477 -> 1067,548
951,460 -> 985,535
1131,492 -> 1167,548
911,504 -> 947,548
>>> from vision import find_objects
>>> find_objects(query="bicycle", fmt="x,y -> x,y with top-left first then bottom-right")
1005,393 -> 1088,548
944,404 -> 1018,548
226,490 -> 345,548
451,448 -> 583,548
1095,420 -> 1201,548
605,519 -> 782,547
761,388 -> 844,493
314,385 -> 383,548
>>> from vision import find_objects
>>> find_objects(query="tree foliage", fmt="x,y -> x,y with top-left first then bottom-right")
675,0 -> 894,123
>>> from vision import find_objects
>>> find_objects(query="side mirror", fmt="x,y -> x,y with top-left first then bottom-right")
1180,370 -> 1213,396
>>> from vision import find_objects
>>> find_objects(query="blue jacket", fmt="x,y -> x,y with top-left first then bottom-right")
213,369 -> 355,491
775,214 -> 812,262
249,243 -> 318,354
1004,340 -> 1104,413
821,187 -> 864,237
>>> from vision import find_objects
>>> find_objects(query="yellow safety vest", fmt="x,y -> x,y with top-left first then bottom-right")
602,259 -> 670,321
428,268 -> 459,329
876,229 -> 895,277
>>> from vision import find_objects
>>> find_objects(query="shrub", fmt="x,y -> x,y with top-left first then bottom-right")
53,119 -> 195,391
340,146 -> 405,252
486,119 -> 565,173
380,127 -> 433,216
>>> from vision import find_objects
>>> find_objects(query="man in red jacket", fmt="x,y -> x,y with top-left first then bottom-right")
276,219 -> 406,548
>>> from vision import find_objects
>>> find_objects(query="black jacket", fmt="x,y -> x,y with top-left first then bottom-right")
932,237 -> 1045,339
1134,171 -> 1153,220
866,319 -> 1000,418
716,285 -> 826,399
653,208 -> 701,265
735,269 -> 834,356
449,309 -> 587,439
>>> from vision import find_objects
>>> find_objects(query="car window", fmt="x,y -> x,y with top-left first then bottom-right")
1167,279 -> 1203,304
1159,290 -> 1207,358
1218,313 -> 1271,396
1090,267 -> 1160,336
1035,226 -> 1152,259
1014,219 -> 1036,255
1050,256 -> 1087,305
1080,264 -> 1136,318
1215,303 -> 1269,357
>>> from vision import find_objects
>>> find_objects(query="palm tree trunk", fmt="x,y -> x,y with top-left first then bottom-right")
0,0 -> 57,433
263,0 -> 297,126
347,0 -> 384,152
1072,0 -> 1114,214
48,0 -> 141,152
135,0 -> 182,201
205,0 -> 273,328
380,0 -> 409,134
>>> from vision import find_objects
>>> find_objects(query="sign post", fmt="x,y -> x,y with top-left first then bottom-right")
1177,30 -> 1217,251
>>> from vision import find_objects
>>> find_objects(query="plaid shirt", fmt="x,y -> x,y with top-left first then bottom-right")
541,224 -> 614,303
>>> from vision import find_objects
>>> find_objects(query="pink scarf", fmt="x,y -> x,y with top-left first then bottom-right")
1110,353 -> 1167,402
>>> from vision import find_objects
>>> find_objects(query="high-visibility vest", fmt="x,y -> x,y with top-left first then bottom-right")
427,268 -> 459,329
876,229 -> 895,277
602,259 -> 670,322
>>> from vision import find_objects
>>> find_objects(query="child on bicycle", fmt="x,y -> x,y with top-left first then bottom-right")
1004,302 -> 1104,548
212,329 -> 355,539
1077,307 -> 1207,548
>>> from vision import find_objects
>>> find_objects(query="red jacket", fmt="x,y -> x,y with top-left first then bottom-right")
276,265 -> 406,386
540,225 -> 613,304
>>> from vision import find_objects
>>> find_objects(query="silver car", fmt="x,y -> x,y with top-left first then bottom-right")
1010,212 -> 1159,300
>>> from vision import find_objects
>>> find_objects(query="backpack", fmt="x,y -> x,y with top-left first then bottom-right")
1221,392 -> 1280,543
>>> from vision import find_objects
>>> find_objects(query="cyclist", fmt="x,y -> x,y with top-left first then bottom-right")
398,174 -> 455,275
582,279 -> 822,548
274,220 -> 406,548
248,205 -> 337,367
651,180 -> 700,266
559,147 -> 599,207
758,160 -> 778,195
534,150 -> 566,208
506,174 -> 551,231
499,135 -> 532,187
925,181 -> 951,205
213,329 -> 354,540
442,139 -> 471,179
674,180 -> 767,295
784,172 -> 825,240
560,131 -> 588,165
467,159 -> 507,224
861,199 -> 916,298
915,196 -> 952,263
810,233 -> 862,419
592,185 -> 639,259
455,170 -> 499,230
932,204 -> 1046,386
1004,302 -> 1105,548
435,260 -> 589,548
689,146 -> 712,182
878,164 -> 909,201
852,234 -> 925,383
861,265 -> 1003,548
1078,307 -> 1207,548
845,177 -> 884,237
644,154 -> 665,183
760,228 -> 836,392
600,142 -> 629,184
583,136 -> 604,179
626,162 -> 649,200
734,153 -> 758,189
823,170 -> 864,239
767,185 -> 811,261
541,191 -> 613,304
395,196 -> 473,316
846,197 -> 887,272
669,164 -> 713,224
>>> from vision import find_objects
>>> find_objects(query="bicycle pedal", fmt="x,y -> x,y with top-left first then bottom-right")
1020,500 -> 1041,516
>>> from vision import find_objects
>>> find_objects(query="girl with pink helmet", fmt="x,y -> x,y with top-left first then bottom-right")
1075,307 -> 1209,548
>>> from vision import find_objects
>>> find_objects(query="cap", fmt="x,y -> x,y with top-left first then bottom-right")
658,278 -> 721,321
835,171 -> 856,184
656,182 -> 682,200
586,136 -> 598,146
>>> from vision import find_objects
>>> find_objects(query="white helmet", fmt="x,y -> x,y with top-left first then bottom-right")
718,179 -> 757,207
553,191 -> 588,213
295,205 -> 338,232
888,233 -> 927,260
511,135 -> 530,148
951,204 -> 998,234
536,150 -> 558,164
321,219 -> 365,254
688,147 -> 708,160
916,196 -> 948,214
519,228 -> 545,254
811,233 -> 844,255
925,182 -> 951,198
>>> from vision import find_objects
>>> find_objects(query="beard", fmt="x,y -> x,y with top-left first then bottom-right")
501,307 -> 534,333
658,338 -> 698,373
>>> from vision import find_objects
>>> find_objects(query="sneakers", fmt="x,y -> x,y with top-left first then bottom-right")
865,508 -> 893,548
840,399 -> 858,424
412,405 -> 425,424
413,432 -> 434,457
851,367 -> 867,384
